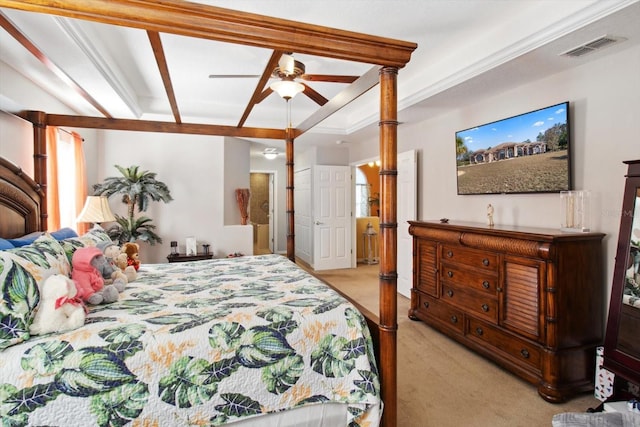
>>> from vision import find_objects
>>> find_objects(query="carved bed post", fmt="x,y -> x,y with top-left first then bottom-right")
26,110 -> 48,230
379,66 -> 398,427
285,128 -> 295,262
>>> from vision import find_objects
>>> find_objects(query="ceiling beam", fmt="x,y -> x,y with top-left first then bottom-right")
0,0 -> 417,67
0,10 -> 113,118
32,113 -> 287,139
296,66 -> 382,135
237,50 -> 283,128
147,31 -> 181,124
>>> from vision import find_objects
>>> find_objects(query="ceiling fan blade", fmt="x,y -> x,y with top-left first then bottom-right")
301,83 -> 328,106
208,74 -> 261,78
301,74 -> 358,83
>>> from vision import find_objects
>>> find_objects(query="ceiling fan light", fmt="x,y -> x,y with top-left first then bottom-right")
263,148 -> 278,160
270,80 -> 304,99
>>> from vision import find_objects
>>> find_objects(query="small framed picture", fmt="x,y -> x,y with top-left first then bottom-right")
185,236 -> 197,256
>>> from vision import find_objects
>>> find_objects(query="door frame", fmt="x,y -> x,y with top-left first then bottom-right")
249,170 -> 277,254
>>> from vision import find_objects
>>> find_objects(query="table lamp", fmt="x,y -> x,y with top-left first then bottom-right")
77,196 -> 116,225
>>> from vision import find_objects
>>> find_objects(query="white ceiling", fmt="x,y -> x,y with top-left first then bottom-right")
1,0 -> 639,155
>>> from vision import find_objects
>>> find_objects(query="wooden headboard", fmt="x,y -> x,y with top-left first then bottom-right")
0,157 -> 45,239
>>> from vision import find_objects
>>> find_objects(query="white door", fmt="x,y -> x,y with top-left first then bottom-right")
313,165 -> 352,271
294,168 -> 312,265
397,150 -> 417,298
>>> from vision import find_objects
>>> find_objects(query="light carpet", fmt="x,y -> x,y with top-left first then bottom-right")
305,263 -> 601,427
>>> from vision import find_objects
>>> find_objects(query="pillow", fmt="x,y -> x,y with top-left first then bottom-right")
0,259 -> 39,351
0,238 -> 14,250
50,227 -> 78,240
7,231 -> 44,248
58,225 -> 113,264
1,234 -> 71,287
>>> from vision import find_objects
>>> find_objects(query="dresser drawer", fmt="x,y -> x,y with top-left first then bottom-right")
441,284 -> 498,323
467,317 -> 541,372
415,292 -> 464,334
441,262 -> 498,295
440,245 -> 498,272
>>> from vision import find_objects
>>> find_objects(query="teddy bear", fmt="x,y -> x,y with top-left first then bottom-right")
71,246 -> 120,305
115,252 -> 136,281
98,241 -> 136,283
30,274 -> 86,335
122,242 -> 140,271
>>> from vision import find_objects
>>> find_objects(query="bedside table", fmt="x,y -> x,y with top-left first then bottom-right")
167,253 -> 213,263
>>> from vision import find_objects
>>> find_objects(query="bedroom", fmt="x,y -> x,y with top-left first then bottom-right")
1,1 -> 639,426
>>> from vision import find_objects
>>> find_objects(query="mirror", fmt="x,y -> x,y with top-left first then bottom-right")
604,160 -> 640,387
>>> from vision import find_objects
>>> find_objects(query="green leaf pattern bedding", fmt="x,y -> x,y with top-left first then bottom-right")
0,254 -> 381,426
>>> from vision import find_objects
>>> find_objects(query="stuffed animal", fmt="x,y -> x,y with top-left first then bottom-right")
112,252 -> 135,281
71,246 -> 120,305
98,241 -> 136,283
122,242 -> 140,271
30,274 -> 86,335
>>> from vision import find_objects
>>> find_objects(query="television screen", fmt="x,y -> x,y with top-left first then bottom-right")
455,101 -> 571,195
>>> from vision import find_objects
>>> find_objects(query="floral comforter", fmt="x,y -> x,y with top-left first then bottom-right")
0,254 -> 380,426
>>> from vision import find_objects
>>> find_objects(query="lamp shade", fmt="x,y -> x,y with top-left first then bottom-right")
77,196 -> 116,223
270,80 -> 304,99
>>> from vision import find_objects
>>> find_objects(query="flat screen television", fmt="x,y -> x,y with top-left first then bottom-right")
455,101 -> 571,195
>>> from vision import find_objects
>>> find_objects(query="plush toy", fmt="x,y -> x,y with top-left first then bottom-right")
122,242 -> 140,271
98,241 -> 136,283
71,246 -> 120,305
30,274 -> 86,335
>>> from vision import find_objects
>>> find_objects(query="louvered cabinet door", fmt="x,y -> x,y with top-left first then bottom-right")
501,255 -> 546,343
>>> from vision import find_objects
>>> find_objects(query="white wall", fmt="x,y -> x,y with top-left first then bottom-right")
95,130 -> 252,263
350,44 -> 640,307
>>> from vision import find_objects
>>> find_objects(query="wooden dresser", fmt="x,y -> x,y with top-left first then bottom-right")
408,220 -> 605,402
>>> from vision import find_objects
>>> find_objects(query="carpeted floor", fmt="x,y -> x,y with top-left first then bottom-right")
305,262 -> 601,427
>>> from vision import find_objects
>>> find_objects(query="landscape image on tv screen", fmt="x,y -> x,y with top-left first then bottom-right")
455,102 -> 571,195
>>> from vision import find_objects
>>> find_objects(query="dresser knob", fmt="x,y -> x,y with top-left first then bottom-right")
520,349 -> 530,359
481,304 -> 489,312
447,289 -> 454,297
482,281 -> 490,289
447,271 -> 454,278
450,315 -> 458,324
447,250 -> 453,258
423,301 -> 429,308
475,327 -> 483,336
482,258 -> 490,266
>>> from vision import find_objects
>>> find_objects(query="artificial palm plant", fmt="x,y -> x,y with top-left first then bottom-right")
93,165 -> 173,245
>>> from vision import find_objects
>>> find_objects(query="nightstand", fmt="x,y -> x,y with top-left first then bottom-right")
166,253 -> 213,263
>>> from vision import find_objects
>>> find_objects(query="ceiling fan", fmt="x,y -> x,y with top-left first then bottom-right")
209,53 -> 359,106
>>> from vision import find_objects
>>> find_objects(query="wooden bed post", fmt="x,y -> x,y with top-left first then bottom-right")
379,66 -> 398,427
285,128 -> 295,262
26,110 -> 48,230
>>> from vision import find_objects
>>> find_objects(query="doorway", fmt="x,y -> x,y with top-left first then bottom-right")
353,150 -> 416,298
250,172 -> 274,255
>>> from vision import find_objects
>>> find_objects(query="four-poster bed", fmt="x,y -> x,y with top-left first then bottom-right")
0,1 -> 417,426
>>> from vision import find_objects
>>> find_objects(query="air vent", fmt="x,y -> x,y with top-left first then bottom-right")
560,35 -> 624,58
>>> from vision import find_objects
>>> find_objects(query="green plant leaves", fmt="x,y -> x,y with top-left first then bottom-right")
21,340 -> 74,376
90,381 -> 149,427
236,326 -> 295,369
215,393 -> 261,418
158,356 -> 218,408
56,348 -> 136,396
310,334 -> 355,378
261,354 -> 304,394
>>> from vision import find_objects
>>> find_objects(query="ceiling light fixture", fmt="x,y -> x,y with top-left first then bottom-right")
263,148 -> 278,160
270,79 -> 305,99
